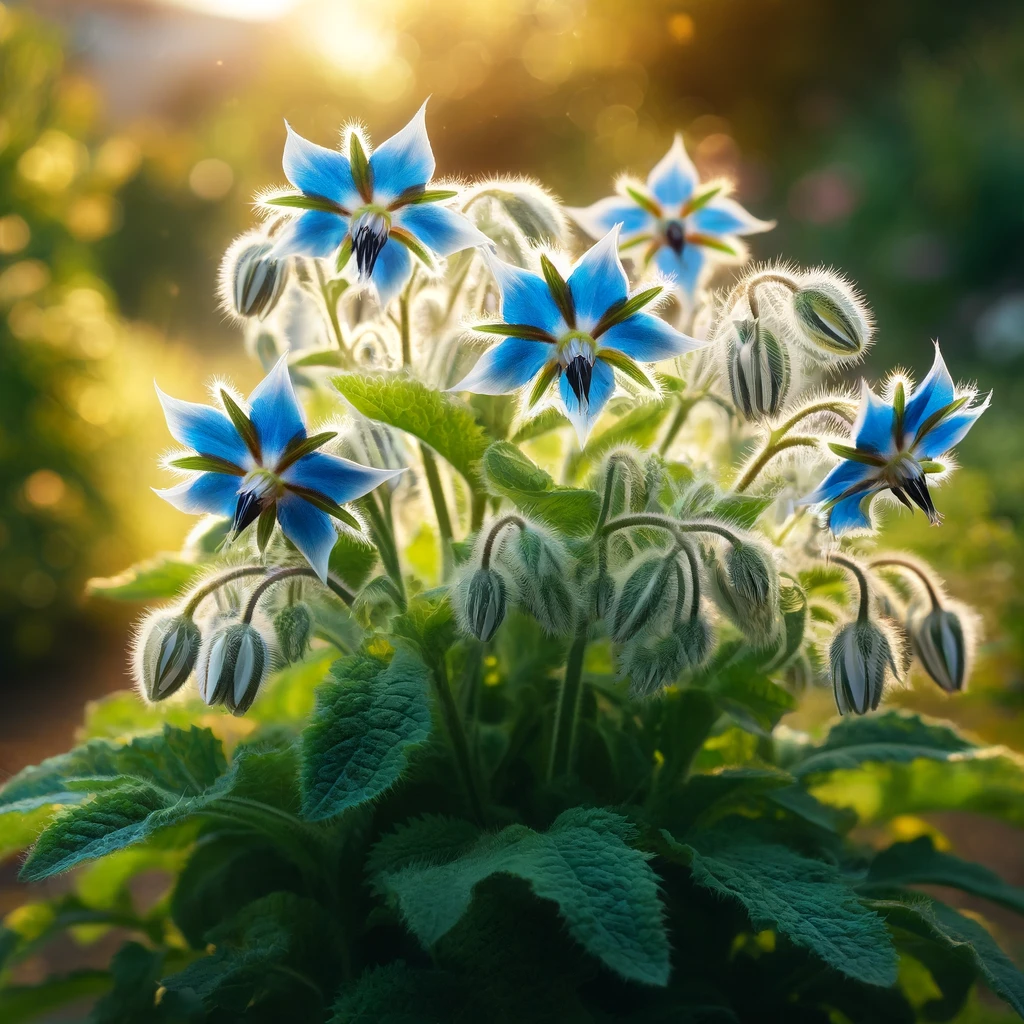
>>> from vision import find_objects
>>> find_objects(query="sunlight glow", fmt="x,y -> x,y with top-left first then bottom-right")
159,0 -> 301,22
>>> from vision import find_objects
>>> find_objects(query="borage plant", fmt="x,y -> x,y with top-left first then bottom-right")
2,104 -> 1021,1024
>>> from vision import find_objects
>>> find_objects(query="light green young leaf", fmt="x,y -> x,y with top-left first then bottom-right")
390,593 -> 457,669
374,808 -> 670,986
334,373 -> 490,489
86,556 -> 203,601
709,492 -> 777,529
510,407 -> 570,444
300,650 -> 434,821
666,828 -> 898,987
329,529 -> 379,590
567,400 -> 673,478
482,441 -> 600,537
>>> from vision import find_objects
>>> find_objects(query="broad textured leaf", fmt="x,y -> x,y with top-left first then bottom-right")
374,808 -> 670,986
329,529 -> 379,590
390,593 -> 457,668
300,650 -> 433,820
482,441 -> 599,537
334,373 -> 490,489
768,785 -> 856,834
247,652 -> 336,724
862,835 -> 1024,915
368,815 -> 481,881
666,828 -> 898,987
706,654 -> 797,733
510,407 -> 569,443
86,556 -> 202,601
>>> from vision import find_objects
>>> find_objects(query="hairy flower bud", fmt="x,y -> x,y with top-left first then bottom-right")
196,622 -> 269,716
791,276 -> 870,359
727,318 -> 790,421
673,616 -> 715,672
465,568 -> 507,642
508,529 -> 576,635
710,543 -> 780,646
222,235 -> 289,320
591,569 -> 615,620
624,640 -> 676,699
829,619 -> 899,715
133,610 -> 200,702
909,604 -> 971,694
612,555 -> 674,644
274,602 -> 313,664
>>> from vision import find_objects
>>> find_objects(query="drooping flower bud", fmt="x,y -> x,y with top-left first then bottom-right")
908,603 -> 972,694
727,318 -> 790,421
829,619 -> 900,715
624,639 -> 678,699
791,275 -> 871,360
709,543 -> 780,646
132,610 -> 201,703
591,569 -> 615,620
274,602 -> 313,664
673,616 -> 715,672
196,622 -> 269,716
612,555 -> 675,644
222,234 -> 289,321
507,529 -> 576,636
464,568 -> 507,642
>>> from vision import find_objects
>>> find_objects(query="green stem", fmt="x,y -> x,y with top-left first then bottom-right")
659,396 -> 699,456
600,512 -> 742,547
773,398 -> 856,437
734,435 -> 818,493
869,557 -> 943,611
549,626 -> 588,780
398,265 -> 420,368
358,494 -> 406,609
419,443 -> 455,578
725,271 -> 799,321
183,566 -> 267,617
481,514 -> 525,568
830,553 -> 872,622
430,656 -> 484,823
315,262 -> 347,355
470,491 -> 487,532
241,566 -> 353,622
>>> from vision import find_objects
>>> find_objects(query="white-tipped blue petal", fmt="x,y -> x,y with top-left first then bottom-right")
599,312 -> 700,363
393,203 -> 490,257
914,392 -> 990,459
487,255 -> 565,337
277,493 -> 336,582
154,473 -> 240,517
689,197 -> 774,237
828,489 -> 877,534
903,344 -> 956,439
282,122 -> 360,209
853,382 -> 897,457
283,451 -> 401,504
647,135 -> 698,209
559,357 -> 615,445
271,210 -> 348,260
450,337 -> 555,395
654,243 -> 707,299
247,355 -> 306,467
369,237 -> 413,307
801,459 -> 878,506
369,101 -> 435,206
156,386 -> 250,467
566,195 -> 653,241
567,228 -> 628,331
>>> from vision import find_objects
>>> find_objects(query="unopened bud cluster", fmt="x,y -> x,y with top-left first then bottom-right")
221,231 -> 289,321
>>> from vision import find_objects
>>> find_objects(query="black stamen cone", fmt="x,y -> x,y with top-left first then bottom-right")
665,221 -> 686,255
889,486 -> 914,511
352,220 -> 389,277
902,472 -> 941,524
232,489 -> 265,535
565,355 -> 593,409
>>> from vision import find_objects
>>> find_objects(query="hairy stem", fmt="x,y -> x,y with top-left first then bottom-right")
242,566 -> 353,622
829,552 -> 872,622
549,626 -> 589,780
869,557 -> 943,611
358,494 -> 406,609
658,396 -> 699,456
600,512 -> 742,548
481,514 -> 526,569
183,566 -> 267,617
734,435 -> 818,493
419,444 -> 455,577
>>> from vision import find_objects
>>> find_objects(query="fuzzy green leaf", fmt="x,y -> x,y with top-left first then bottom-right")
374,808 -> 670,986
86,557 -> 203,601
710,492 -> 777,529
334,372 -> 490,490
300,650 -> 434,821
482,441 -> 599,537
390,593 -> 457,669
328,529 -> 378,590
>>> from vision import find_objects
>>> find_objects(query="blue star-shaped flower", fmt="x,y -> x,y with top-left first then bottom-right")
567,135 -> 773,299
155,356 -> 401,579
450,228 -> 701,443
802,344 -> 990,534
266,100 -> 489,306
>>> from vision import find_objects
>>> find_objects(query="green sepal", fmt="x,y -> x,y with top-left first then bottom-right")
892,381 -> 906,443
914,394 -> 970,443
335,234 -> 353,273
390,187 -> 459,208
827,442 -> 886,466
263,192 -> 347,215
389,227 -> 436,269
598,348 -> 655,390
527,361 -> 560,409
593,286 -> 662,337
285,485 -> 361,530
220,390 -> 262,462
349,132 -> 373,202
624,185 -> 662,219
256,505 -> 276,553
275,430 -> 338,473
474,322 -> 556,343
168,454 -> 244,476
540,254 -> 575,328
688,233 -> 739,255
681,183 -> 724,217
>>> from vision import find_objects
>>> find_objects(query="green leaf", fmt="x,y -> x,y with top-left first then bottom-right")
256,504 -> 275,552
328,529 -> 378,590
392,186 -> 459,207
263,192 -> 347,215
330,963 -> 464,1024
90,942 -> 172,1024
300,650 -> 434,821
335,234 -> 353,273
539,254 -> 575,328
681,184 -> 724,216
870,894 -> 1024,1017
482,441 -> 599,537
368,814 -> 481,880
510,406 -> 569,443
862,835 -> 1024,915
0,806 -> 64,863
709,492 -> 777,529
86,556 -> 203,601
285,484 -> 363,530
334,373 -> 490,490
466,183 -> 565,244
666,828 -> 898,986
624,185 -> 661,218
706,655 -> 797,733
373,807 -> 670,986
826,442 -> 886,466
768,785 -> 856,834
390,226 -> 437,269
276,430 -> 339,473
390,593 -> 457,669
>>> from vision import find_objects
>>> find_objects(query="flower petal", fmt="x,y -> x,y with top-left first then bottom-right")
282,122 -> 361,209
487,255 -> 565,337
567,228 -> 628,331
156,386 -> 251,467
853,382 -> 897,457
368,237 -> 413,307
283,451 -> 401,503
450,336 -> 555,395
801,459 -> 877,506
271,210 -> 347,260
369,100 -> 435,206
828,489 -> 877,534
914,393 -> 991,459
247,355 -> 306,467
599,311 -> 701,363
154,473 -> 240,517
566,195 -> 653,241
903,344 -> 956,440
647,135 -> 699,209
689,196 -> 774,236
393,203 -> 490,257
276,493 -> 337,582
654,243 -> 707,298
559,357 -> 615,445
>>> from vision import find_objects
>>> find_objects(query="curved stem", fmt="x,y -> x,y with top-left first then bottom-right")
481,514 -> 526,569
242,566 -> 354,622
678,539 -> 702,619
774,398 -> 857,437
829,553 -> 872,622
869,557 -> 943,611
658,395 -> 699,456
600,512 -> 742,548
183,566 -> 267,617
549,625 -> 588,781
726,271 -> 800,321
734,435 -> 818,493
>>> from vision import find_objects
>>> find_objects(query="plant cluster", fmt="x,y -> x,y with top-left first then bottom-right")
1,102 -> 1020,1024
